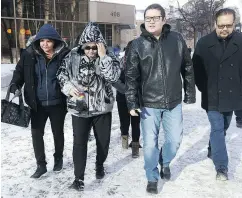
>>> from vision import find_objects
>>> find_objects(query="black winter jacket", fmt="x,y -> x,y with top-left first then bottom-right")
125,24 -> 196,110
10,46 -> 70,111
193,31 -> 242,112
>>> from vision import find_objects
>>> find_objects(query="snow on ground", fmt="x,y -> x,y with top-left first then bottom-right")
1,87 -> 242,198
1,64 -> 16,88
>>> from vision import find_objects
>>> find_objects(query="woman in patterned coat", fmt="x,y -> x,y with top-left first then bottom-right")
57,22 -> 120,191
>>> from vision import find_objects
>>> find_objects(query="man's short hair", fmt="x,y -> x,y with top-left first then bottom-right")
215,8 -> 236,23
144,4 -> 166,20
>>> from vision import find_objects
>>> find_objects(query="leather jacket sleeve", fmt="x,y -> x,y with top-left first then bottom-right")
180,36 -> 196,104
124,41 -> 140,111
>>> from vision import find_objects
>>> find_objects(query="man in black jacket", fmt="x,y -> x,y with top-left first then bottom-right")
193,8 -> 242,181
125,4 -> 196,194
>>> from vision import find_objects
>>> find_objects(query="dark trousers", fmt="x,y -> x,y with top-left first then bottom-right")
31,104 -> 67,165
117,101 -> 140,142
207,111 -> 233,170
72,112 -> 112,180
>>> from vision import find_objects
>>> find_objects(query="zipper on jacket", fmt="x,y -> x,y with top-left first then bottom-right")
159,42 -> 168,107
43,55 -> 55,106
87,63 -> 90,115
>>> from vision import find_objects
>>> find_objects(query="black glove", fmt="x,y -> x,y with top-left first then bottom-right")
9,84 -> 19,94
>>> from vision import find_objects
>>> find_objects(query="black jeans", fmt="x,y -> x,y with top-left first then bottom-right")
31,104 -> 67,165
117,101 -> 140,142
72,112 -> 112,180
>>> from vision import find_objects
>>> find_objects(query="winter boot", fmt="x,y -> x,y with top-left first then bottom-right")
122,135 -> 129,149
160,166 -> 171,180
69,178 -> 84,191
30,164 -> 47,178
146,181 -> 158,194
236,117 -> 242,128
96,164 -> 105,179
129,141 -> 142,148
216,168 -> 228,181
132,142 -> 140,158
53,157 -> 63,171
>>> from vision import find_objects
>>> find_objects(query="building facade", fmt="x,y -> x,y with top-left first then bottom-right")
1,0 -> 135,63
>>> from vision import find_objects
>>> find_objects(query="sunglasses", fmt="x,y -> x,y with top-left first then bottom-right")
84,46 -> 97,50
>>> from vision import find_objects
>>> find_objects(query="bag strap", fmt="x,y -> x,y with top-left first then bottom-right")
5,84 -> 25,110
5,83 -> 15,101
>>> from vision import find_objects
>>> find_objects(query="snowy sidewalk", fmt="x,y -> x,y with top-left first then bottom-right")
1,64 -> 16,88
1,89 -> 242,198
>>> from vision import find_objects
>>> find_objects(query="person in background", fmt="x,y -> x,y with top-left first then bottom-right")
193,8 -> 242,181
10,24 -> 70,178
113,40 -> 141,158
57,22 -> 120,191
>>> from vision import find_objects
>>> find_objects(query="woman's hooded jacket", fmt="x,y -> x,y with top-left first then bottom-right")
57,22 -> 121,117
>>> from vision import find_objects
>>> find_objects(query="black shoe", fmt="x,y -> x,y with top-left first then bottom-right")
96,165 -> 105,179
53,158 -> 63,171
30,165 -> 47,178
236,120 -> 242,128
146,181 -> 158,194
160,166 -> 171,180
216,169 -> 228,181
69,179 -> 84,191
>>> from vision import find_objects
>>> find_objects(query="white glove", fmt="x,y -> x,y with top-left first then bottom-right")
130,109 -> 141,116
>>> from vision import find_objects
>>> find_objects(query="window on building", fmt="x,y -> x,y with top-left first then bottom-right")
73,23 -> 87,47
1,0 -> 14,17
98,24 -> 105,39
106,24 -> 112,47
16,0 -> 54,20
55,0 -> 88,22
1,19 -> 15,63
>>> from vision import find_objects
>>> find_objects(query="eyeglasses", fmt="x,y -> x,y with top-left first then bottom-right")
217,24 -> 234,29
145,16 -> 162,22
84,46 -> 97,50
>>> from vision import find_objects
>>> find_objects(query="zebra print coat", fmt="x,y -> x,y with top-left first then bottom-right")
57,22 -> 120,117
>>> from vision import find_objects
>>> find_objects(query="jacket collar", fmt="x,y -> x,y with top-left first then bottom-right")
207,31 -> 239,63
140,23 -> 171,40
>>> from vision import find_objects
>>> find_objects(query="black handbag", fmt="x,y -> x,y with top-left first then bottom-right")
1,85 -> 31,128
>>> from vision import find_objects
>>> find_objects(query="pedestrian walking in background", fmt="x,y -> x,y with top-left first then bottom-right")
113,40 -> 141,158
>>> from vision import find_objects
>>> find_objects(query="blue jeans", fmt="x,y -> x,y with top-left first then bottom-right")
207,111 -> 233,171
140,104 -> 183,182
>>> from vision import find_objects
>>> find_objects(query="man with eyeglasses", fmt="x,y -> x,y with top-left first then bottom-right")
125,3 -> 196,194
193,8 -> 242,181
